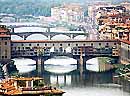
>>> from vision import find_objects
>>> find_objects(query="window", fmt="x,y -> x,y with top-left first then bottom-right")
5,50 -> 7,55
83,44 -> 85,46
53,44 -> 55,46
91,43 -> 93,46
21,44 -> 24,46
68,44 -> 70,46
5,56 -> 7,58
114,43 -> 116,45
76,44 -> 78,46
5,42 -> 7,45
37,44 -> 39,46
2,56 -> 4,58
29,44 -> 31,46
11,44 -> 13,46
60,44 -> 62,46
45,44 -> 47,46
99,43 -> 101,46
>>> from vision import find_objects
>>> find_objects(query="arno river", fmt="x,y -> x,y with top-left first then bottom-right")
13,57 -> 130,96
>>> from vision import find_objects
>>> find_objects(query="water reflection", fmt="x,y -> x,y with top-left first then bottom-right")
13,58 -> 130,96
43,70 -> 130,96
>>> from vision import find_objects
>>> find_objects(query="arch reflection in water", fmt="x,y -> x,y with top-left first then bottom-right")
44,56 -> 77,74
50,75 -> 71,86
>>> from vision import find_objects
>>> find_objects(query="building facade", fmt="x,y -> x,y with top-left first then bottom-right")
51,4 -> 84,23
0,25 -> 11,63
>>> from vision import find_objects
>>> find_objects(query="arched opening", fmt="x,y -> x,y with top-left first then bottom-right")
11,35 -> 23,40
74,35 -> 86,40
51,34 -> 71,40
26,34 -> 48,40
44,56 -> 77,74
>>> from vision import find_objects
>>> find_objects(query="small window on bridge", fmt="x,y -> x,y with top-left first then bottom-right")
114,43 -> 116,45
83,44 -> 85,46
99,43 -> 101,46
5,56 -> 7,58
29,44 -> 31,46
45,44 -> 47,46
60,44 -> 62,46
91,43 -> 93,46
5,42 -> 7,45
21,44 -> 24,46
106,43 -> 109,46
37,44 -> 39,46
76,44 -> 78,46
53,44 -> 55,46
68,44 -> 70,46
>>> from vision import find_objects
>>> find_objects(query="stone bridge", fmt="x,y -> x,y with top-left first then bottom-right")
11,39 -> 120,75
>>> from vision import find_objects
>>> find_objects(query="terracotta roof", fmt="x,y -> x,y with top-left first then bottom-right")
12,77 -> 43,81
120,39 -> 130,45
0,29 -> 8,32
0,35 -> 10,37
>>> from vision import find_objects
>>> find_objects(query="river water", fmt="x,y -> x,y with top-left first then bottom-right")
13,57 -> 130,96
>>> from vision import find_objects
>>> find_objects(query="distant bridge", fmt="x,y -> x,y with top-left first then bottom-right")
1,23 -> 87,40
0,14 -> 38,22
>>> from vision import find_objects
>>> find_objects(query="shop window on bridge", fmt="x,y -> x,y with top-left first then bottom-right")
59,47 -> 63,52
25,47 -> 30,49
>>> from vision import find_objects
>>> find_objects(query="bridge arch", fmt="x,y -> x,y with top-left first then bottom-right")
26,34 -> 48,40
74,35 -> 86,40
51,34 -> 71,40
11,35 -> 23,40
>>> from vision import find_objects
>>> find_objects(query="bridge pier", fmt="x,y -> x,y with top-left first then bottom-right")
36,57 -> 44,77
36,56 -> 50,77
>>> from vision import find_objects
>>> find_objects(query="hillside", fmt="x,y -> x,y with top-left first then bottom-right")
0,0 -> 128,16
